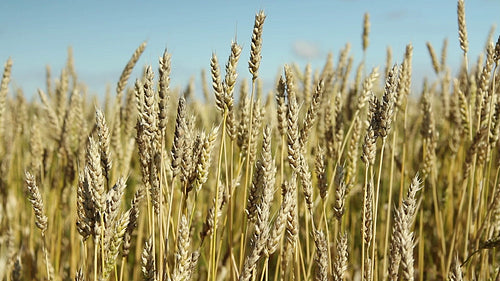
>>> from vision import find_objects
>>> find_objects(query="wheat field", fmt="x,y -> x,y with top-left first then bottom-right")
1,2 -> 500,281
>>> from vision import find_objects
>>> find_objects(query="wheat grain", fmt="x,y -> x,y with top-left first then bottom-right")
237,96 -> 250,150
314,230 -> 328,281
379,65 -> 398,139
332,232 -> 348,281
494,35 -> 500,64
224,41 -> 242,107
110,104 -> 123,168
240,141 -> 275,281
363,181 -> 373,245
346,115 -> 362,185
142,236 -> 156,281
457,0 -> 469,53
116,41 -> 147,100
10,256 -> 21,281
75,268 -> 85,281
266,180 -> 293,256
76,171 -> 94,240
180,123 -> 197,190
246,160 -> 263,223
421,88 -> 437,178
336,43 -> 351,80
362,121 -> 377,167
286,65 -> 301,173
29,116 -> 43,174
362,13 -> 370,52
0,58 -> 13,138
172,215 -> 192,281
249,10 -> 266,81
123,187 -> 145,257
334,165 -> 347,221
200,181 -> 226,242
426,42 -> 441,74
479,42 -> 495,128
86,137 -> 106,213
25,171 -> 48,234
385,46 -> 392,79
38,89 -> 61,138
158,49 -> 171,137
103,210 -> 129,280
96,108 -> 112,182
300,79 -> 324,148
441,38 -> 449,70
55,69 -> 68,123
171,96 -> 187,179
448,255 -> 463,281
191,126 -> 218,192
105,177 -> 126,234
304,63 -> 312,105
276,76 -> 287,137
315,146 -> 328,200
211,53 -> 225,113
248,99 -> 264,164
463,127 -> 487,179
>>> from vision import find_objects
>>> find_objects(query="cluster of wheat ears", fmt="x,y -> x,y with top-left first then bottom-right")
1,2 -> 500,281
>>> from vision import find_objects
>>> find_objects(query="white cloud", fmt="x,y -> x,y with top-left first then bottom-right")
292,40 -> 321,60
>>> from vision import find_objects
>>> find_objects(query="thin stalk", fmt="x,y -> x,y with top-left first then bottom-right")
464,158 -> 478,258
158,137 -> 165,281
144,175 -> 155,273
228,139 -> 235,280
273,250 -> 282,281
82,240 -> 88,279
165,175 -> 176,255
418,208 -> 424,281
42,234 -> 51,281
361,164 -> 369,281
239,80 -> 257,270
429,158 -> 447,277
100,214 -> 106,280
260,257 -> 269,281
472,166 -> 500,246
382,130 -> 397,278
371,139 -> 386,280
119,257 -> 126,281
210,111 -> 227,281
94,237 -> 98,281
297,238 -> 307,281
304,207 -> 310,267
322,201 -> 332,276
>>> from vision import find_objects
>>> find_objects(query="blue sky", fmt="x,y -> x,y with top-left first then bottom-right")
1,0 -> 499,99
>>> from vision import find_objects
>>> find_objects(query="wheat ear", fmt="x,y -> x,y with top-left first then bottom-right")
116,41 -> 147,100
249,10 -> 266,81
0,58 -> 13,139
457,0 -> 469,54
362,13 -> 370,53
25,171 -> 48,234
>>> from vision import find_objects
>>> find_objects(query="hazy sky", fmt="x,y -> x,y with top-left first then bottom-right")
1,0 -> 499,98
